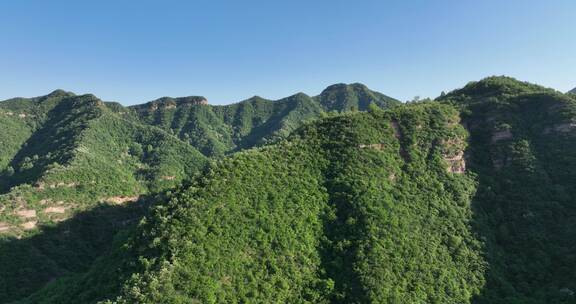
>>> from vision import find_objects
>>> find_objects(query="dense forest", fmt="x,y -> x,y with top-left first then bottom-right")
126,83 -> 399,156
1,78 -> 576,303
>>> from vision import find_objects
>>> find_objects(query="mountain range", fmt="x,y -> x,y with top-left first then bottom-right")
1,77 -> 576,303
0,83 -> 398,230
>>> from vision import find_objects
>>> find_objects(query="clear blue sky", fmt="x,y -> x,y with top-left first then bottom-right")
1,0 -> 575,105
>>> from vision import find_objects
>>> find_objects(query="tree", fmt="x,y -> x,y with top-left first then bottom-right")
19,157 -> 34,171
5,166 -> 15,176
368,102 -> 380,113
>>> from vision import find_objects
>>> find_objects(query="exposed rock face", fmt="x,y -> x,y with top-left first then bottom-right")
391,120 -> 402,139
358,143 -> 385,150
0,111 -> 34,118
103,196 -> 140,205
441,136 -> 467,174
20,221 -> 37,230
491,129 -> 513,143
145,96 -> 208,111
195,98 -> 208,105
445,151 -> 466,174
38,182 -> 78,191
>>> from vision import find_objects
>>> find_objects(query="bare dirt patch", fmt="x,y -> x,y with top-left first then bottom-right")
103,196 -> 140,205
20,221 -> 37,230
16,209 -> 37,219
0,222 -> 11,233
44,206 -> 67,214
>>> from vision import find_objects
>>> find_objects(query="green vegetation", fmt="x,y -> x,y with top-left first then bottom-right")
15,102 -> 486,303
0,83 -> 399,303
2,78 -> 576,303
0,198 -> 152,303
314,83 -> 399,112
0,93 -> 207,236
0,90 -> 74,173
127,83 -> 400,157
439,77 -> 576,303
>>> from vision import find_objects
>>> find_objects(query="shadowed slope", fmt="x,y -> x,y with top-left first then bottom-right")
440,76 -> 576,303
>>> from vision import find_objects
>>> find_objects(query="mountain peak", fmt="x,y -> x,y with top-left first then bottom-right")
439,76 -> 553,102
317,82 -> 399,111
568,87 -> 576,94
291,92 -> 311,99
320,83 -> 368,95
46,89 -> 74,98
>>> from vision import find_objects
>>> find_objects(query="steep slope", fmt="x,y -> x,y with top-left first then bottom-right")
568,87 -> 576,95
0,93 -> 208,303
0,93 -> 207,235
128,83 -> 400,157
0,112 -> 34,173
21,103 -> 486,303
439,76 -> 576,303
0,94 -> 103,192
0,90 -> 74,173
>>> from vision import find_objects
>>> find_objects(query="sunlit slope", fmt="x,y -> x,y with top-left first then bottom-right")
25,102 -> 485,304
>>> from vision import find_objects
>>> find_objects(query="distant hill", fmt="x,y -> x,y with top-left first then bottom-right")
569,87 -> 576,94
315,82 -> 399,111
127,83 -> 400,156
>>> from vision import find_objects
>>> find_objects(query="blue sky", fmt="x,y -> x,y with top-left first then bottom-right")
1,0 -> 575,105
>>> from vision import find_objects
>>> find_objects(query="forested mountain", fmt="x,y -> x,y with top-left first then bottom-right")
1,78 -> 576,303
568,87 -> 576,94
0,83 -> 399,238
127,83 -> 400,156
0,91 -> 207,230
438,77 -> 576,303
0,83 -> 400,303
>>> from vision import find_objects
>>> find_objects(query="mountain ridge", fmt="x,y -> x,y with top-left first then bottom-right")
0,83 -> 399,108
0,82 -> 400,238
2,76 -> 576,303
